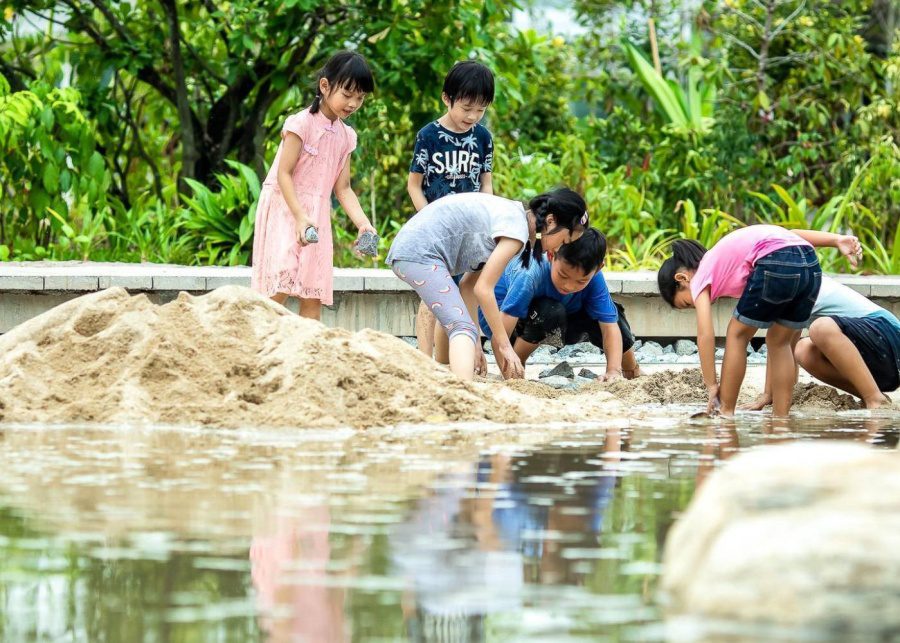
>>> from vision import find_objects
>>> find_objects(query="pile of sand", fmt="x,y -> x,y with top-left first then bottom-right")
585,369 -> 713,405
0,287 -> 873,428
792,382 -> 862,412
0,287 -> 623,429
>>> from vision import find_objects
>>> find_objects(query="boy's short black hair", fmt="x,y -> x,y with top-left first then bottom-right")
555,228 -> 606,275
443,60 -> 494,106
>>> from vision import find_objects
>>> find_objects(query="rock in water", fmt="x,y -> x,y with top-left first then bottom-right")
662,442 -> 900,638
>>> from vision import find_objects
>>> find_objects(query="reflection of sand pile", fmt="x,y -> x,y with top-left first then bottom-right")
585,369 -> 711,405
792,382 -> 861,411
0,287 -> 620,429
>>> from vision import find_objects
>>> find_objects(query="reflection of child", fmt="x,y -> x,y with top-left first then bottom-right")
407,61 -> 496,359
746,274 -> 898,410
386,189 -> 589,380
249,506 -> 346,641
657,225 -> 861,417
251,51 -> 376,320
477,229 -> 639,380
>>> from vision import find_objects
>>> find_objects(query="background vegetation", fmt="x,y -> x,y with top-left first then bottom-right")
1,0 -> 898,272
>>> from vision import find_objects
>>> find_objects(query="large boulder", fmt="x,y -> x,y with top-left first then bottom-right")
662,441 -> 900,638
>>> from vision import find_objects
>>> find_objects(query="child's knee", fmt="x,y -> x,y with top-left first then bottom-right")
446,319 -> 479,345
808,317 -> 840,344
793,337 -> 815,364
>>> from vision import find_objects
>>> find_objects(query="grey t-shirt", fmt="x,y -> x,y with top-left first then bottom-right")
386,192 -> 529,276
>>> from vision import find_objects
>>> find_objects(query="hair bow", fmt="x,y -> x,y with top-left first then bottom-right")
580,211 -> 589,226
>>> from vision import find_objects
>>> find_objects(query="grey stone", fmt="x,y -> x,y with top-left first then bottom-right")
675,339 -> 698,356
747,343 -> 755,354
715,348 -> 726,360
656,353 -> 679,363
759,344 -> 768,355
532,344 -> 558,356
483,341 -> 493,354
572,341 -> 602,355
304,226 -> 319,243
574,376 -> 595,386
528,353 -> 555,364
401,337 -> 418,348
540,375 -> 578,390
640,341 -> 664,357
578,368 -> 599,380
356,230 -> 379,256
677,355 -> 697,364
664,344 -> 675,354
632,339 -> 643,351
539,361 -> 574,379
747,353 -> 767,364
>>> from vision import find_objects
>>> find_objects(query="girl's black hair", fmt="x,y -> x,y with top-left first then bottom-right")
310,51 -> 375,114
443,60 -> 495,106
657,239 -> 707,307
520,187 -> 589,268
555,228 -> 606,274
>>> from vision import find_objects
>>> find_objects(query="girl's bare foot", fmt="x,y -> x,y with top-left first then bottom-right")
864,394 -> 893,410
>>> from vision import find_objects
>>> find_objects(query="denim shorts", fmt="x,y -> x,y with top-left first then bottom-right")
513,298 -> 635,353
831,315 -> 900,392
734,245 -> 821,330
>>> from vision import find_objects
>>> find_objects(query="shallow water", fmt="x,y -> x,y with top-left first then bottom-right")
0,410 -> 897,642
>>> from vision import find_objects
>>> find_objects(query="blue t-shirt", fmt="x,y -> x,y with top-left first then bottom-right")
409,121 -> 493,203
478,257 -> 619,338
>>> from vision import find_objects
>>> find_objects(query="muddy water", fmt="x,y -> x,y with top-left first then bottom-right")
0,411 -> 897,641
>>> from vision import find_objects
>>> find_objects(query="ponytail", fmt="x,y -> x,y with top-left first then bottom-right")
657,239 -> 707,307
519,188 -> 587,268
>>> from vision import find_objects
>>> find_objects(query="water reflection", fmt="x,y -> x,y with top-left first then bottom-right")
0,411 -> 895,641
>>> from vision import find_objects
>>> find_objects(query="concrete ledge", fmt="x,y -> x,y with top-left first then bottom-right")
1,262 -> 897,338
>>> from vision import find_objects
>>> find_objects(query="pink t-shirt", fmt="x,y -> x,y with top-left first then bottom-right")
690,225 -> 812,302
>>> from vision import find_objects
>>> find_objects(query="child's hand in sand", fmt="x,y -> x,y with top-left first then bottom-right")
707,384 -> 721,415
495,342 -> 524,380
740,392 -> 771,411
836,234 -> 863,268
474,346 -> 488,377
623,365 -> 641,380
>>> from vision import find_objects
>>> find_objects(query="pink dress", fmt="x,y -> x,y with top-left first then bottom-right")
251,108 -> 357,304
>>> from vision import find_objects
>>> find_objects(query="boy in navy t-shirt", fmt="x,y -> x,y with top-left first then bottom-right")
407,61 -> 495,356
478,229 -> 640,380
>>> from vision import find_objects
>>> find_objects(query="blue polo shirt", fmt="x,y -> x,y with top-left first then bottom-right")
478,257 -> 619,338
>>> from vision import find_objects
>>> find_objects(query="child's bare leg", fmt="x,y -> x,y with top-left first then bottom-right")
513,337 -> 539,364
434,324 -> 450,365
416,301 -> 437,358
622,349 -> 640,379
794,338 -> 858,393
271,292 -> 289,306
800,318 -> 890,408
719,318 -> 758,415
767,323 -> 798,417
448,335 -> 476,380
298,297 -> 321,320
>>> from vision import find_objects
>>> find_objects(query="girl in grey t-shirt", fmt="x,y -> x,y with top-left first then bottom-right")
386,189 -> 589,381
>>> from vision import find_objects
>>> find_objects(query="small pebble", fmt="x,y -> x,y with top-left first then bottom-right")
304,226 -> 319,243
578,368 -> 599,380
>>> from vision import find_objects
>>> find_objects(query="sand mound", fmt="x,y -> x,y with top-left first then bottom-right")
584,369 -> 710,405
792,382 -> 861,411
0,287 -> 625,429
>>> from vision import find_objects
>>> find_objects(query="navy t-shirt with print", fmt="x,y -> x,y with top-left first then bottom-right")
409,121 -> 494,203
478,257 -> 619,338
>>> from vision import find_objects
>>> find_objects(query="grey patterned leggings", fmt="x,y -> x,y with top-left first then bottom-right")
391,260 -> 479,345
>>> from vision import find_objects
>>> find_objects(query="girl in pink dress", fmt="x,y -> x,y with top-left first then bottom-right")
251,51 -> 376,319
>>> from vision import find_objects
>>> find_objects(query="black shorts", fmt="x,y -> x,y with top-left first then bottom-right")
831,315 -> 900,392
512,297 -> 635,353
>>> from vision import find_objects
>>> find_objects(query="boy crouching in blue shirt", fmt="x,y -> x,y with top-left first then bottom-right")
478,228 -> 639,380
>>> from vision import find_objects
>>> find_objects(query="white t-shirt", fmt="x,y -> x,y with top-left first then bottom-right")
386,192 -> 529,276
813,274 -> 884,319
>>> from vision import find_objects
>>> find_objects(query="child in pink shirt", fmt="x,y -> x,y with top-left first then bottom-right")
657,225 -> 863,417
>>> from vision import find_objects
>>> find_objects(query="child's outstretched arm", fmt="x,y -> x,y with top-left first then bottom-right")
792,230 -> 862,267
278,134 -> 315,246
475,238 -> 526,379
694,288 -> 720,412
407,173 -> 428,211
334,157 -> 375,246
598,322 -> 624,380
